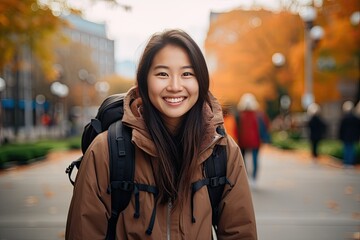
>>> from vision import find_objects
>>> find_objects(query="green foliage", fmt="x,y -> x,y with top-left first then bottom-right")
0,143 -> 51,166
67,137 -> 82,150
319,140 -> 360,164
318,140 -> 343,159
0,136 -> 81,168
271,131 -> 309,150
270,131 -> 360,164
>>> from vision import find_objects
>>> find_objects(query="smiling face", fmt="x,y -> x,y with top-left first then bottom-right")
147,44 -> 199,132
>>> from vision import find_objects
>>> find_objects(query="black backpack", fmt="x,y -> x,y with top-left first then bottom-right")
65,93 -> 230,238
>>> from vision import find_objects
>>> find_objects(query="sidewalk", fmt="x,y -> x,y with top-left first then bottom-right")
0,150 -> 81,240
252,145 -> 360,240
0,146 -> 359,240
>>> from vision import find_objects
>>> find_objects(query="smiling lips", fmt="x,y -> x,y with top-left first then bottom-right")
164,97 -> 186,104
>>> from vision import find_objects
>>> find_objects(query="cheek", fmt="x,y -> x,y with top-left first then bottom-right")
188,80 -> 200,97
147,77 -> 162,101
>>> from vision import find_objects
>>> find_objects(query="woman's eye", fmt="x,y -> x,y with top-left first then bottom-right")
156,72 -> 168,77
183,72 -> 194,77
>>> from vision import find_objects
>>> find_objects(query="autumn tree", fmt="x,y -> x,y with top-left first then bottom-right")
206,10 -> 303,116
0,0 -> 70,78
315,0 -> 360,103
205,0 -> 359,115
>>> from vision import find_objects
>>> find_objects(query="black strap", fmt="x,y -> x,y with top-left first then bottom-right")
205,145 -> 228,227
105,120 -> 135,240
65,156 -> 82,186
191,145 -> 229,226
133,184 -> 159,235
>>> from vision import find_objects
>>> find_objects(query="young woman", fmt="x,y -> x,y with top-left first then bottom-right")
66,29 -> 257,239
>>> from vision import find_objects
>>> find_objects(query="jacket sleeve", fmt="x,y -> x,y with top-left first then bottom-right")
65,132 -> 111,240
216,136 -> 258,240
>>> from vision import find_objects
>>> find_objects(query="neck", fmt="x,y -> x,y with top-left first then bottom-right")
163,117 -> 184,135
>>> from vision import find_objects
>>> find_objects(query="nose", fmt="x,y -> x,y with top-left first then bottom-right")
167,75 -> 182,91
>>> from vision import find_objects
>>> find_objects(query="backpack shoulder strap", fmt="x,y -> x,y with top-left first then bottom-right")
105,120 -> 135,240
190,142 -> 229,227
204,144 -> 228,227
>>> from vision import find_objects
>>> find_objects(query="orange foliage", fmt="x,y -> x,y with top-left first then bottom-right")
206,10 -> 302,109
206,1 -> 359,112
0,0 -> 69,77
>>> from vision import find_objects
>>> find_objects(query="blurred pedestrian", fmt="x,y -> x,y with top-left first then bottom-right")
355,101 -> 360,118
222,104 -> 238,143
257,110 -> 271,144
66,29 -> 257,239
338,101 -> 360,167
41,113 -> 51,127
306,103 -> 327,162
237,93 -> 269,187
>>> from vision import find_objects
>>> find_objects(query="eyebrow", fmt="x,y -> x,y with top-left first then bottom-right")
153,65 -> 194,70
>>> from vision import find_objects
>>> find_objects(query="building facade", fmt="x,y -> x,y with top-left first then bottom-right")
0,14 -> 115,142
62,14 -> 115,77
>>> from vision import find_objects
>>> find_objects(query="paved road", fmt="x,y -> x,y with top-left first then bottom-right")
0,146 -> 359,240
0,150 -> 79,240
251,145 -> 360,240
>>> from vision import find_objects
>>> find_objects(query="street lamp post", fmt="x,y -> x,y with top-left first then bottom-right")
78,69 -> 89,126
272,52 -> 287,110
272,52 -> 292,129
78,69 -> 96,126
95,81 -> 110,103
0,77 -> 6,144
50,81 -> 69,137
272,52 -> 286,68
300,6 -> 324,110
350,11 -> 360,26
78,68 -> 96,126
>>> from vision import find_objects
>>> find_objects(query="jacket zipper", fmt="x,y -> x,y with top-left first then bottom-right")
167,198 -> 172,240
165,135 -> 223,239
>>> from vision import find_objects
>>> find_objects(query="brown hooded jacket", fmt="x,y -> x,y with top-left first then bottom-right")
65,87 -> 257,240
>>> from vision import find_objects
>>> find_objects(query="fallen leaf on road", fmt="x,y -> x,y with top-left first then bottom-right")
326,200 -> 339,211
352,212 -> 360,220
345,231 -> 360,240
344,186 -> 353,195
25,196 -> 39,207
352,232 -> 360,240
48,206 -> 58,215
44,189 -> 54,198
43,185 -> 54,198
58,231 -> 65,239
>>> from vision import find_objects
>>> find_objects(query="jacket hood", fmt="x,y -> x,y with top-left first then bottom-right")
122,86 -> 225,158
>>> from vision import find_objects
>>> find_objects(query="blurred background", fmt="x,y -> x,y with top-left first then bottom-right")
0,0 -> 359,154
0,1 -> 359,240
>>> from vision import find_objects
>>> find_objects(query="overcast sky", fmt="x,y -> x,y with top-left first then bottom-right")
69,0 -> 285,64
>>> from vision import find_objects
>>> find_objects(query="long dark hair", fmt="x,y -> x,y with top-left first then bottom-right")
136,29 -> 210,204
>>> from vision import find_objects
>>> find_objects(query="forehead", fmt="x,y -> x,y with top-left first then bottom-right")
152,44 -> 191,66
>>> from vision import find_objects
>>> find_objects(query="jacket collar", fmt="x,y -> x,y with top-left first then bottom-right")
122,86 -> 225,158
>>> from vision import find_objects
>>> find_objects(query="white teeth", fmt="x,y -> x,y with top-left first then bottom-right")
164,97 -> 184,103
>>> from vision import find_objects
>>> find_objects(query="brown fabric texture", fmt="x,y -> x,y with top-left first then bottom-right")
66,87 -> 257,240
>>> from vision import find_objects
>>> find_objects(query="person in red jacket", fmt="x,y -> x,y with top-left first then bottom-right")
237,93 -> 268,187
